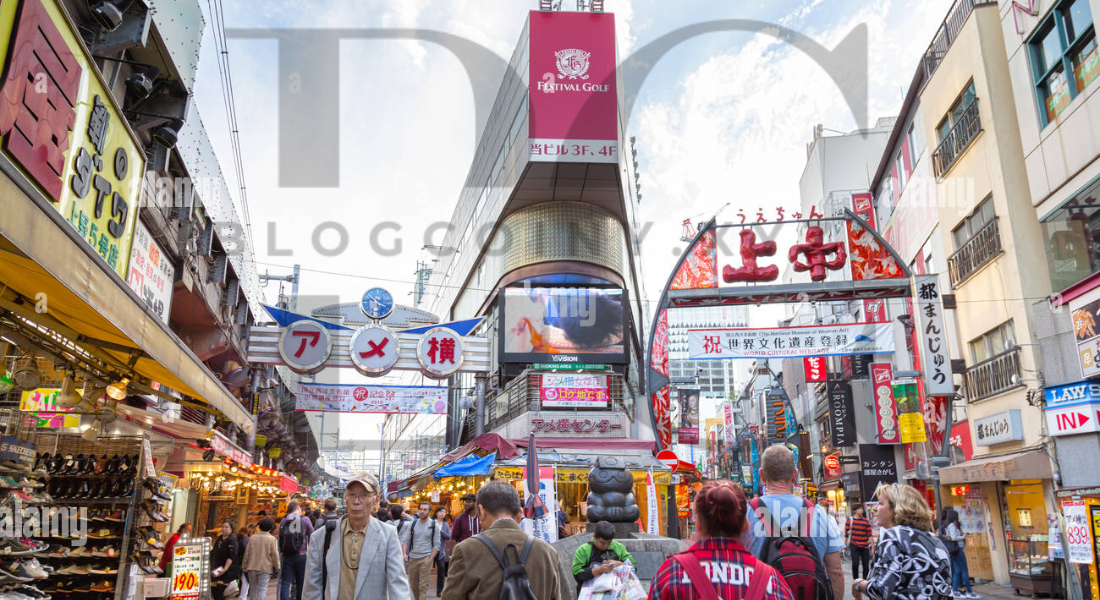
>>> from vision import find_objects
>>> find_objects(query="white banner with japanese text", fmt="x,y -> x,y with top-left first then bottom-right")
687,322 -> 895,360
295,383 -> 447,414
913,275 -> 954,397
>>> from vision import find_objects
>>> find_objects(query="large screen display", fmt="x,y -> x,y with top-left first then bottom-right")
500,287 -> 627,364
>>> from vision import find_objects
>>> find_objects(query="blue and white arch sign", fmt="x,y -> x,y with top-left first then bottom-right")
360,287 -> 394,320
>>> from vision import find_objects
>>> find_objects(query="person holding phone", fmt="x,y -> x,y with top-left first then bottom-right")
571,521 -> 634,590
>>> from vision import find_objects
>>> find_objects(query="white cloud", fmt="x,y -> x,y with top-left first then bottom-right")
632,0 -> 955,302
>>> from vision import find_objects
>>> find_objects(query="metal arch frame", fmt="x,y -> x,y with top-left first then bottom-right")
643,209 -> 915,451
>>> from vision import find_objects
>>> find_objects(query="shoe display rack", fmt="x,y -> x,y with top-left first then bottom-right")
20,432 -> 165,600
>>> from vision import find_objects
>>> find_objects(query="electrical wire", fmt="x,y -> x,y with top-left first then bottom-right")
205,0 -> 253,246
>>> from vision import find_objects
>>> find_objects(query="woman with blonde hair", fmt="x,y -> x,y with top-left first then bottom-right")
851,483 -> 953,600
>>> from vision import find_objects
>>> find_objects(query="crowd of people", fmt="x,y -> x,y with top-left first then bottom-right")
182,445 -> 977,600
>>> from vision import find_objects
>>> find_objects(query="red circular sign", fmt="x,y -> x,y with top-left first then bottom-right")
656,450 -> 679,469
353,387 -> 368,401
824,455 -> 840,471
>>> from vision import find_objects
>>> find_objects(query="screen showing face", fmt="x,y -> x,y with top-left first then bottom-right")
502,287 -> 625,359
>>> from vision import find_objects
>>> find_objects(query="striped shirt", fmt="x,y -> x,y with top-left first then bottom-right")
648,538 -> 796,600
846,517 -> 873,548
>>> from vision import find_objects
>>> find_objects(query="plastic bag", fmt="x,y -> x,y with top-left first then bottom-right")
613,562 -> 647,600
591,572 -> 621,592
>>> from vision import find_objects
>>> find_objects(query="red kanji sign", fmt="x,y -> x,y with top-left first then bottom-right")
417,327 -> 464,379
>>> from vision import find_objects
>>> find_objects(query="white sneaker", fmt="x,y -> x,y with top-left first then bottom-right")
966,593 -> 980,599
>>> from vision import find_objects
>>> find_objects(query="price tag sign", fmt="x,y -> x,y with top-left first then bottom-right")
1062,501 -> 1094,564
170,539 -> 210,600
143,437 -> 156,479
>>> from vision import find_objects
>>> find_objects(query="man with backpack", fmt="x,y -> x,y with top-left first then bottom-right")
745,445 -> 845,600
278,500 -> 315,600
400,501 -> 443,600
441,481 -> 562,600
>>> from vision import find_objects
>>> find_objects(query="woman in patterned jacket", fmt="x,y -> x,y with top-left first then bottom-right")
852,484 -> 954,600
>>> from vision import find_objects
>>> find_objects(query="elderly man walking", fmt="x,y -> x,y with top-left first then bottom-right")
302,472 -> 410,600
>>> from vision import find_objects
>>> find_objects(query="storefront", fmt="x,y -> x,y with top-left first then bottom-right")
940,447 -> 1056,589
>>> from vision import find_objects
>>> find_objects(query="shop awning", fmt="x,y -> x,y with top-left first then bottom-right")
938,448 -> 1053,484
434,452 -> 497,478
0,182 -> 253,432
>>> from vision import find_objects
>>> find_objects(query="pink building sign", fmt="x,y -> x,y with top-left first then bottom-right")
540,374 -> 609,409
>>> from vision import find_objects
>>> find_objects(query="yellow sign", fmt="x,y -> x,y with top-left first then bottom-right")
898,413 -> 928,444
494,466 -> 671,485
19,388 -> 80,428
0,0 -> 145,277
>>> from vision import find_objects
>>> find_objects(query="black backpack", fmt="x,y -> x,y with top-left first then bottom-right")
750,497 -> 834,600
409,518 -> 437,553
473,534 -> 539,600
279,515 -> 305,555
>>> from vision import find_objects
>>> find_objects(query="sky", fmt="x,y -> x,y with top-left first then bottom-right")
187,0 -> 957,456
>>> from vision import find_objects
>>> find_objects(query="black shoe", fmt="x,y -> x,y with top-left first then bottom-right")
137,527 -> 164,550
105,455 -> 120,475
142,477 -> 170,500
142,500 -> 168,522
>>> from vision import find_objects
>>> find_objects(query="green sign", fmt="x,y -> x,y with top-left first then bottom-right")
532,363 -> 606,371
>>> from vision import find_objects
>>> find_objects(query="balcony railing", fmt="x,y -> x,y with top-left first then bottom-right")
948,217 -> 1002,286
922,0 -> 998,81
964,347 -> 1022,402
932,99 -> 983,177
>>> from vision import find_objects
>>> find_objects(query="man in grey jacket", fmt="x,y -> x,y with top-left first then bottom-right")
302,472 -> 410,600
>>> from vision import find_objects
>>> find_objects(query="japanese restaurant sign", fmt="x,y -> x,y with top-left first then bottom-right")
870,363 -> 901,444
804,356 -> 827,382
539,374 -> 609,409
210,432 -> 252,468
913,275 -> 954,397
295,383 -> 447,414
0,0 -> 145,278
127,220 -> 175,323
688,322 -> 895,360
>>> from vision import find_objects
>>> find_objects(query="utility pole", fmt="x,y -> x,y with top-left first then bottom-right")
259,265 -> 300,310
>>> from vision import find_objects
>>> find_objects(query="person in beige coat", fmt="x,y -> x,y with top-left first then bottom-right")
241,518 -> 281,600
441,482 -> 562,600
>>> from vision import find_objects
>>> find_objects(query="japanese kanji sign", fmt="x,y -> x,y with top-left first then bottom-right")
417,327 -> 465,379
1063,500 -> 1094,564
349,325 -> 400,376
127,221 -> 175,323
278,320 -> 333,374
1069,289 -> 1100,378
913,275 -> 954,397
871,363 -> 901,444
804,356 -> 827,382
295,383 -> 446,414
539,374 -> 609,409
973,410 -> 1023,446
529,416 -> 623,435
858,443 -> 899,504
687,322 -> 895,360
724,403 -> 735,446
0,0 -> 144,278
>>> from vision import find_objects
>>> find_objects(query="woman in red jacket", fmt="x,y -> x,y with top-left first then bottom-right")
159,523 -> 192,573
648,481 -> 795,600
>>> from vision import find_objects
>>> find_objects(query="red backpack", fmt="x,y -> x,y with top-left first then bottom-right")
749,497 -> 835,600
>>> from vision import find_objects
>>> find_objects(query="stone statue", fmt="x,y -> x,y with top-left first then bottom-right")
585,457 -> 640,523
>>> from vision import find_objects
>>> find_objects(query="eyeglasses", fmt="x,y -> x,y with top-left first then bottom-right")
345,491 -> 376,502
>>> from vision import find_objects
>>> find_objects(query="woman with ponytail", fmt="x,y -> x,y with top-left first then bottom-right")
648,480 -> 795,600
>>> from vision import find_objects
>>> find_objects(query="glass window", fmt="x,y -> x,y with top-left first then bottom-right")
953,196 -> 995,249
895,155 -> 907,189
936,82 -> 977,143
1040,178 -> 1100,291
969,322 -> 1016,364
1031,0 -> 1097,125
907,123 -> 918,166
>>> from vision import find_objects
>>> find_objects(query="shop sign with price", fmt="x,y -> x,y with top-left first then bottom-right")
1062,500 -> 1094,564
170,538 -> 210,600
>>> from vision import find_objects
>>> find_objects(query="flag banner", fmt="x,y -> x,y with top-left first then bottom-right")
295,383 -> 446,414
688,322 -> 895,359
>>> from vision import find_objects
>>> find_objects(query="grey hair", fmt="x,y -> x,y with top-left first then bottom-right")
477,481 -> 521,517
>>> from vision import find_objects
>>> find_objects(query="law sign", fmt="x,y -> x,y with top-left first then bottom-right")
1046,404 -> 1100,436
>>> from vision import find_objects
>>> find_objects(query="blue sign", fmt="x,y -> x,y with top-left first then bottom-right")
1045,380 -> 1100,409
360,288 -> 394,320
0,437 -> 36,464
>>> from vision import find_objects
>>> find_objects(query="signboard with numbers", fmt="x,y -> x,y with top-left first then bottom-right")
1063,500 -> 1094,564
0,0 -> 146,278
127,220 -> 175,323
170,537 -> 210,600
913,275 -> 954,397
687,322 -> 895,360
278,320 -> 333,375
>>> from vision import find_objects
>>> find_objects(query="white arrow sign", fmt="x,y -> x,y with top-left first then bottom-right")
1046,403 -> 1100,437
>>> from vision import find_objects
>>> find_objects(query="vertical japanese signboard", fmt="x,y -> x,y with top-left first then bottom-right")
677,388 -> 700,445
894,381 -> 927,443
871,363 -> 901,444
0,0 -> 145,278
804,356 -> 827,382
1063,500 -> 1094,564
723,403 -> 735,446
520,466 -> 558,544
858,443 -> 899,504
829,380 -> 857,447
528,11 -> 618,163
127,220 -> 175,323
913,275 -> 954,396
